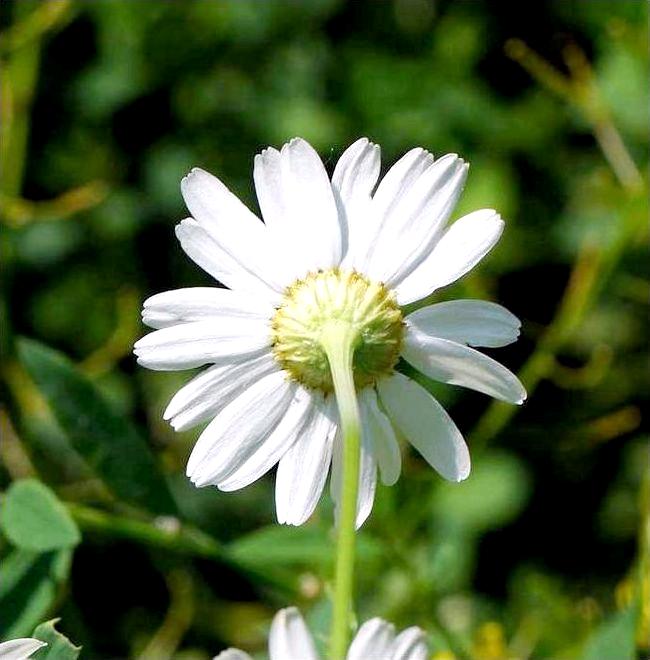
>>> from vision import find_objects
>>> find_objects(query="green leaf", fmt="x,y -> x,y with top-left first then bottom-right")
581,607 -> 637,660
0,549 -> 71,639
229,525 -> 382,569
1,480 -> 80,552
432,452 -> 532,533
304,596 -> 332,659
18,338 -> 176,515
425,529 -> 475,592
33,619 -> 81,660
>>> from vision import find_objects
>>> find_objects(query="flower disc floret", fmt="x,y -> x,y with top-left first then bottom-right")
271,268 -> 404,392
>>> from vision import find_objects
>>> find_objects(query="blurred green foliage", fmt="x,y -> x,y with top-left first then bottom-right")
0,1 -> 648,658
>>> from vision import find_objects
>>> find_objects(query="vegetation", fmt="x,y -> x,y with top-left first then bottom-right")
0,1 -> 647,658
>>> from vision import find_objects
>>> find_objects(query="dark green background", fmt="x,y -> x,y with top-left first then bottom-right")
1,1 -> 647,658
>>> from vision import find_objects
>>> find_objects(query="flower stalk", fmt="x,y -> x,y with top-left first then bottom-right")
320,320 -> 362,660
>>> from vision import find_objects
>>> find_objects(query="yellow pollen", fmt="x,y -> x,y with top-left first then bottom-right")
271,269 -> 404,392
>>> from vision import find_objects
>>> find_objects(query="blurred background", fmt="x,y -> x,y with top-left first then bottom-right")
0,1 -> 648,658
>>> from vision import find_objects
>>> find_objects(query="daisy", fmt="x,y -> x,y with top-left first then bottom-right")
0,638 -> 47,660
214,607 -> 427,660
134,137 -> 526,527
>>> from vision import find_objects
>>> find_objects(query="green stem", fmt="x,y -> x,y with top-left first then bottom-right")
65,502 -> 296,595
0,1 -> 45,458
469,39 -> 646,451
321,321 -> 361,660
470,186 -> 645,450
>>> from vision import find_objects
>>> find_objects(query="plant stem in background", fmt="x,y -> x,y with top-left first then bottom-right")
471,39 -> 647,449
64,502 -> 296,596
321,321 -> 362,659
0,0 -> 74,197
136,569 -> 195,660
0,0 -> 55,472
638,467 -> 650,653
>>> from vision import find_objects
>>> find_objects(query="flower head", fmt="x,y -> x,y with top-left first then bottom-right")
214,607 -> 427,660
134,137 -> 526,527
0,638 -> 47,660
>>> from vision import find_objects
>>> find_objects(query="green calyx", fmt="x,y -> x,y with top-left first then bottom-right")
271,268 -> 404,392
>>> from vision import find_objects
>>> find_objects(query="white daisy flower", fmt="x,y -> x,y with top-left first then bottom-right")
0,638 -> 47,660
214,607 -> 427,660
134,137 -> 526,527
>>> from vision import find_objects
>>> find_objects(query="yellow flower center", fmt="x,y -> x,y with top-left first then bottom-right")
271,269 -> 404,392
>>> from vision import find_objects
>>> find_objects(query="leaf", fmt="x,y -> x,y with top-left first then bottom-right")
33,619 -> 81,660
228,525 -> 383,569
581,607 -> 637,660
425,529 -> 475,592
1,480 -> 80,552
0,549 -> 71,639
432,452 -> 531,533
229,526 -> 333,567
304,596 -> 332,659
18,338 -> 176,515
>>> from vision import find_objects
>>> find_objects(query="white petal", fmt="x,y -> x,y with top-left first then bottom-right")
279,139 -> 341,266
347,618 -> 395,660
253,147 -> 284,231
133,317 -> 269,371
331,138 -> 380,264
0,639 -> 47,660
377,373 -> 470,482
402,326 -> 526,404
182,166 -> 260,233
187,371 -> 294,486
269,607 -> 319,660
213,649 -> 252,660
142,287 -> 274,329
366,155 -> 469,285
330,420 -> 378,529
391,627 -> 428,660
370,148 -> 433,216
359,388 -> 401,486
217,387 -> 315,492
164,353 -> 278,431
175,218 -> 281,301
407,300 -> 521,348
275,395 -> 337,526
356,433 -> 378,528
181,168 -> 286,294
394,209 -> 505,305
254,138 -> 342,279
350,147 -> 432,272
332,138 -> 381,208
